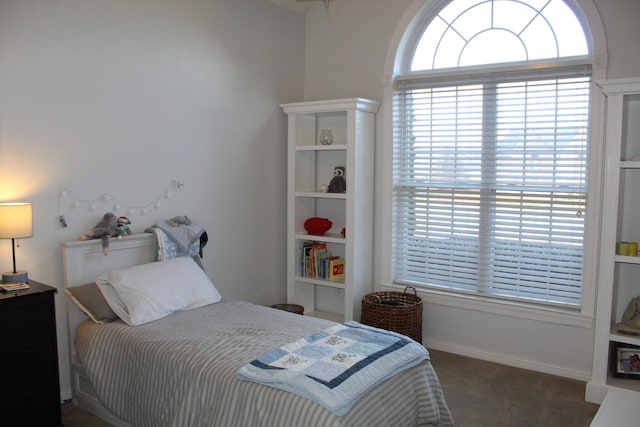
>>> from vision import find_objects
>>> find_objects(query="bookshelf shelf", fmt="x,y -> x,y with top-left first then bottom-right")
282,98 -> 378,322
609,331 -> 640,348
620,160 -> 640,169
614,255 -> 640,264
295,276 -> 346,288
295,192 -> 347,199
294,233 -> 345,244
296,144 -> 348,151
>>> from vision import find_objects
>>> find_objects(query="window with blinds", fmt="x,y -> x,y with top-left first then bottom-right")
392,67 -> 591,307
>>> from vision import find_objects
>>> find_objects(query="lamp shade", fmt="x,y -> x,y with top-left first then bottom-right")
0,203 -> 33,239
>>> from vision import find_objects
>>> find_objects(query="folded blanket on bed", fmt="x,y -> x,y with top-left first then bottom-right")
237,321 -> 429,416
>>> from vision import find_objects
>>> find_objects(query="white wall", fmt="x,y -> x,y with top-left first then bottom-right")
303,0 -> 640,380
0,0 -> 305,400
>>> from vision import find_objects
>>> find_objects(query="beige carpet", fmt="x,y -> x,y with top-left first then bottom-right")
61,401 -> 112,427
61,349 -> 599,426
429,349 -> 599,427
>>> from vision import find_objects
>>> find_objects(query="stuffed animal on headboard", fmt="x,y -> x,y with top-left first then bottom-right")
78,212 -> 118,255
115,216 -> 132,238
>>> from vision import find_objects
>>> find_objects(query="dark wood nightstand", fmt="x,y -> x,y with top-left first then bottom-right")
0,280 -> 62,426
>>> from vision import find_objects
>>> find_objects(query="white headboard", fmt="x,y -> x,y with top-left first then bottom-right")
61,233 -> 157,358
61,233 -> 156,287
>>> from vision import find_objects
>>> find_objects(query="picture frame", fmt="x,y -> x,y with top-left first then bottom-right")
612,342 -> 640,379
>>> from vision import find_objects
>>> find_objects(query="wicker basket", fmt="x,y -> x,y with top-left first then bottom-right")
361,286 -> 423,343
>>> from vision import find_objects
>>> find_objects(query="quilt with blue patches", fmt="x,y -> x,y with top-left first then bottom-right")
237,321 -> 429,416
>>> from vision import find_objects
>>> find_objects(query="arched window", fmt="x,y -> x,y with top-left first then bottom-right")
410,0 -> 588,71
392,0 -> 595,308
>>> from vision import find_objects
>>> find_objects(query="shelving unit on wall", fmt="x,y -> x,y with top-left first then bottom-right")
587,78 -> 640,404
281,98 -> 378,322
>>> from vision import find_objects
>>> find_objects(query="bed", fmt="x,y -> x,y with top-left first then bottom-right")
62,233 -> 453,426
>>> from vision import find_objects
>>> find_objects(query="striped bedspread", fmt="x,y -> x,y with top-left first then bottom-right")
75,300 -> 453,426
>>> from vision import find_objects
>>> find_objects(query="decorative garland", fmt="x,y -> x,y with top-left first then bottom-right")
58,179 -> 183,227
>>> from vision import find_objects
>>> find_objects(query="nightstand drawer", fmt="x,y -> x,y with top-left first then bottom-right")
0,298 -> 52,354
0,346 -> 56,403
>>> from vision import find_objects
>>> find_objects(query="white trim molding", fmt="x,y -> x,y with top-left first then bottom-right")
380,283 -> 595,329
426,338 -> 592,382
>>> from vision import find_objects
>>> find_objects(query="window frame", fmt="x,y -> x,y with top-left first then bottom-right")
378,0 -> 608,327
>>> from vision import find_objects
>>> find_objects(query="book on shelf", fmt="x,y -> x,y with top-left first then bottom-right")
0,282 -> 30,292
301,243 -> 313,277
317,253 -> 333,279
300,242 -> 315,278
310,243 -> 327,278
298,242 -> 344,281
329,258 -> 345,281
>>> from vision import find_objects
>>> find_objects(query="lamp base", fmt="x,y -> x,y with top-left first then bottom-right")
2,271 -> 28,284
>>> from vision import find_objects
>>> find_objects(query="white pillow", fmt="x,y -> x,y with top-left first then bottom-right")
96,257 -> 221,326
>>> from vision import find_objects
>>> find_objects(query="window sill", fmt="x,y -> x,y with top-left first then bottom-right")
380,283 -> 594,329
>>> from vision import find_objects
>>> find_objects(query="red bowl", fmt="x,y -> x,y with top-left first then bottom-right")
304,217 -> 332,236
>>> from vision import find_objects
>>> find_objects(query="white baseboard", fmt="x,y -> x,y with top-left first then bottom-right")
425,339 -> 592,382
61,388 -> 73,402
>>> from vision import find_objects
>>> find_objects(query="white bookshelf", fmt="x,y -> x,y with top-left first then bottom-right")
587,78 -> 640,403
281,98 -> 378,322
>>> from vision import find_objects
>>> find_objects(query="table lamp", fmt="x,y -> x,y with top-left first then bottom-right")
0,203 -> 33,283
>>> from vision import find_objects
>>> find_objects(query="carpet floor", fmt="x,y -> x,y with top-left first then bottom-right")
61,349 -> 599,426
429,349 -> 599,427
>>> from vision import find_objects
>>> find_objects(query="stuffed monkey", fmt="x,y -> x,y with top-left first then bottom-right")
115,216 -> 132,238
79,212 -> 118,255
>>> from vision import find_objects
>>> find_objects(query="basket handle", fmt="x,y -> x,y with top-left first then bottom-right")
404,286 -> 417,296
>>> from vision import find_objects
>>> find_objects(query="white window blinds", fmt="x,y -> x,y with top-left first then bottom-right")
392,66 -> 591,307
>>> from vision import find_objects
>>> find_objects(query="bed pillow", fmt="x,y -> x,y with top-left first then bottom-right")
96,256 -> 221,326
65,282 -> 119,324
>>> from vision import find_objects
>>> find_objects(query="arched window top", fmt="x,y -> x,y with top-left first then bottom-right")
410,0 -> 590,72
